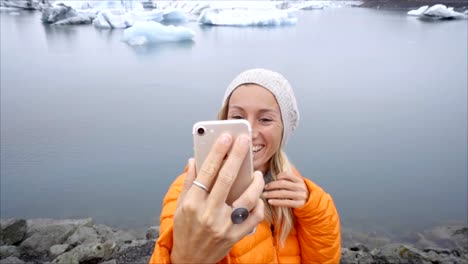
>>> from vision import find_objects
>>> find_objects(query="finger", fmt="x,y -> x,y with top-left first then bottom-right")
262,189 -> 307,201
230,198 -> 265,239
276,171 -> 302,182
264,179 -> 298,191
178,158 -> 196,207
267,198 -> 304,208
231,171 -> 264,211
208,135 -> 250,205
194,133 -> 232,195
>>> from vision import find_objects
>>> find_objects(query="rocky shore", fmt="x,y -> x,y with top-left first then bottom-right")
359,0 -> 468,10
1,218 -> 467,264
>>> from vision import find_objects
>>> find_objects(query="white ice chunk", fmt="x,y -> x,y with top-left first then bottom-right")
423,4 -> 466,19
297,2 -> 325,10
53,1 -> 144,12
198,7 -> 297,26
122,21 -> 195,45
162,8 -> 188,22
130,9 -> 164,22
407,5 -> 429,16
93,9 -> 134,29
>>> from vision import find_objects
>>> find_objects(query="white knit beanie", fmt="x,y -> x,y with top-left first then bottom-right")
222,68 -> 300,146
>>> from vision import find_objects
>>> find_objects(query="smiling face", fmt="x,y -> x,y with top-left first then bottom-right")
227,84 -> 283,174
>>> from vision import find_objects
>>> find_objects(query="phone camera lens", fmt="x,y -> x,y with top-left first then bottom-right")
197,127 -> 205,136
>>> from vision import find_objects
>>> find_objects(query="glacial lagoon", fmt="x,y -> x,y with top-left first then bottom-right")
1,3 -> 467,238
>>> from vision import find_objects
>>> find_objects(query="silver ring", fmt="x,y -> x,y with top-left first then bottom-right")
247,226 -> 256,236
192,180 -> 209,192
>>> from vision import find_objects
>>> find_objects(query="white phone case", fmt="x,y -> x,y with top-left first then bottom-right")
193,120 -> 253,205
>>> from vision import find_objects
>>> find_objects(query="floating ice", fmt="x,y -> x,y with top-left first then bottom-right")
407,5 -> 429,16
163,7 -> 188,22
198,7 -> 297,26
408,4 -> 467,19
424,4 -> 466,18
53,1 -> 144,12
93,9 -> 134,29
131,9 -> 164,22
122,21 -> 195,45
296,2 -> 325,10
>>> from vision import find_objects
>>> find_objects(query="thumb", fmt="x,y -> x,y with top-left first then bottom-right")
177,158 -> 196,208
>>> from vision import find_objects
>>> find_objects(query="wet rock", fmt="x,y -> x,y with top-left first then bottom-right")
0,219 -> 27,245
49,244 -> 69,258
146,226 -> 159,240
0,245 -> 20,259
93,224 -> 136,245
114,240 -> 154,264
0,256 -> 25,264
372,243 -> 432,263
51,241 -> 116,264
20,218 -> 92,257
66,226 -> 100,246
25,218 -> 93,236
341,246 -> 374,264
100,259 -> 117,264
20,223 -> 75,255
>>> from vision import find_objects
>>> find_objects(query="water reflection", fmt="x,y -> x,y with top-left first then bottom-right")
42,23 -> 79,49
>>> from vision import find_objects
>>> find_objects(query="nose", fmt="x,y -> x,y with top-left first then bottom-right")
248,118 -> 259,139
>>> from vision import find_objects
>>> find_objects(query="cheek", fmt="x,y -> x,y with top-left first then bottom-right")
265,126 -> 283,149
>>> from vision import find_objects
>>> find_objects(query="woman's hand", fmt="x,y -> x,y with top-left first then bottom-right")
171,134 -> 265,264
262,172 -> 309,209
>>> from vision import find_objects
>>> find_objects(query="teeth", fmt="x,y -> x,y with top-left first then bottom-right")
253,145 -> 264,153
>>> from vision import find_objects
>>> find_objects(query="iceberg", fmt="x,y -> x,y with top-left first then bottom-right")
198,7 -> 297,26
93,9 -> 165,29
408,4 -> 467,19
424,4 -> 466,19
162,7 -> 188,22
93,9 -> 134,29
297,2 -> 325,10
131,9 -> 164,22
122,21 -> 195,45
407,6 -> 429,16
52,0 -> 144,12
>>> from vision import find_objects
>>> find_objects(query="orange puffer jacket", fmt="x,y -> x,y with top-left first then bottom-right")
149,168 -> 341,264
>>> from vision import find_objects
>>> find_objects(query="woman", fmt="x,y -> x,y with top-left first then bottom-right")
149,69 -> 341,264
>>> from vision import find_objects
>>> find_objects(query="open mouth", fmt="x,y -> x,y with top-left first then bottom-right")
253,145 -> 265,153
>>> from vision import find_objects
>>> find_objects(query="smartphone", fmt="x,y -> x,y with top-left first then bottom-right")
193,120 -> 254,205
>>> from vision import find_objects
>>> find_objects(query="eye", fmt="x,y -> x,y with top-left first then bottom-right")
260,118 -> 273,123
230,115 -> 244,120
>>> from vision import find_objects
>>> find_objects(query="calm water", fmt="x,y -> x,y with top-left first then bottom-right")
1,7 -> 467,237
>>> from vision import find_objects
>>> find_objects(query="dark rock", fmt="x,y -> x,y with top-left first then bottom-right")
0,245 -> 20,259
114,240 -> 154,264
372,243 -> 434,263
0,219 -> 27,245
20,224 -> 75,255
0,256 -> 25,264
145,226 -> 159,240
51,241 -> 116,264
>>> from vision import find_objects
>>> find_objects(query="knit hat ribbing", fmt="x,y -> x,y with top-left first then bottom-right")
222,68 -> 300,145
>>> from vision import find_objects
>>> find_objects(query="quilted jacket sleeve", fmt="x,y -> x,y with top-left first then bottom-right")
293,170 -> 341,264
148,173 -> 186,264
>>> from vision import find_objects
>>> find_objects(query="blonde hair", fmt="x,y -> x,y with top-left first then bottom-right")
218,99 -> 295,246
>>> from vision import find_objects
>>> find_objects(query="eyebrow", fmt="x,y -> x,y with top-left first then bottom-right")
229,105 -> 280,115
